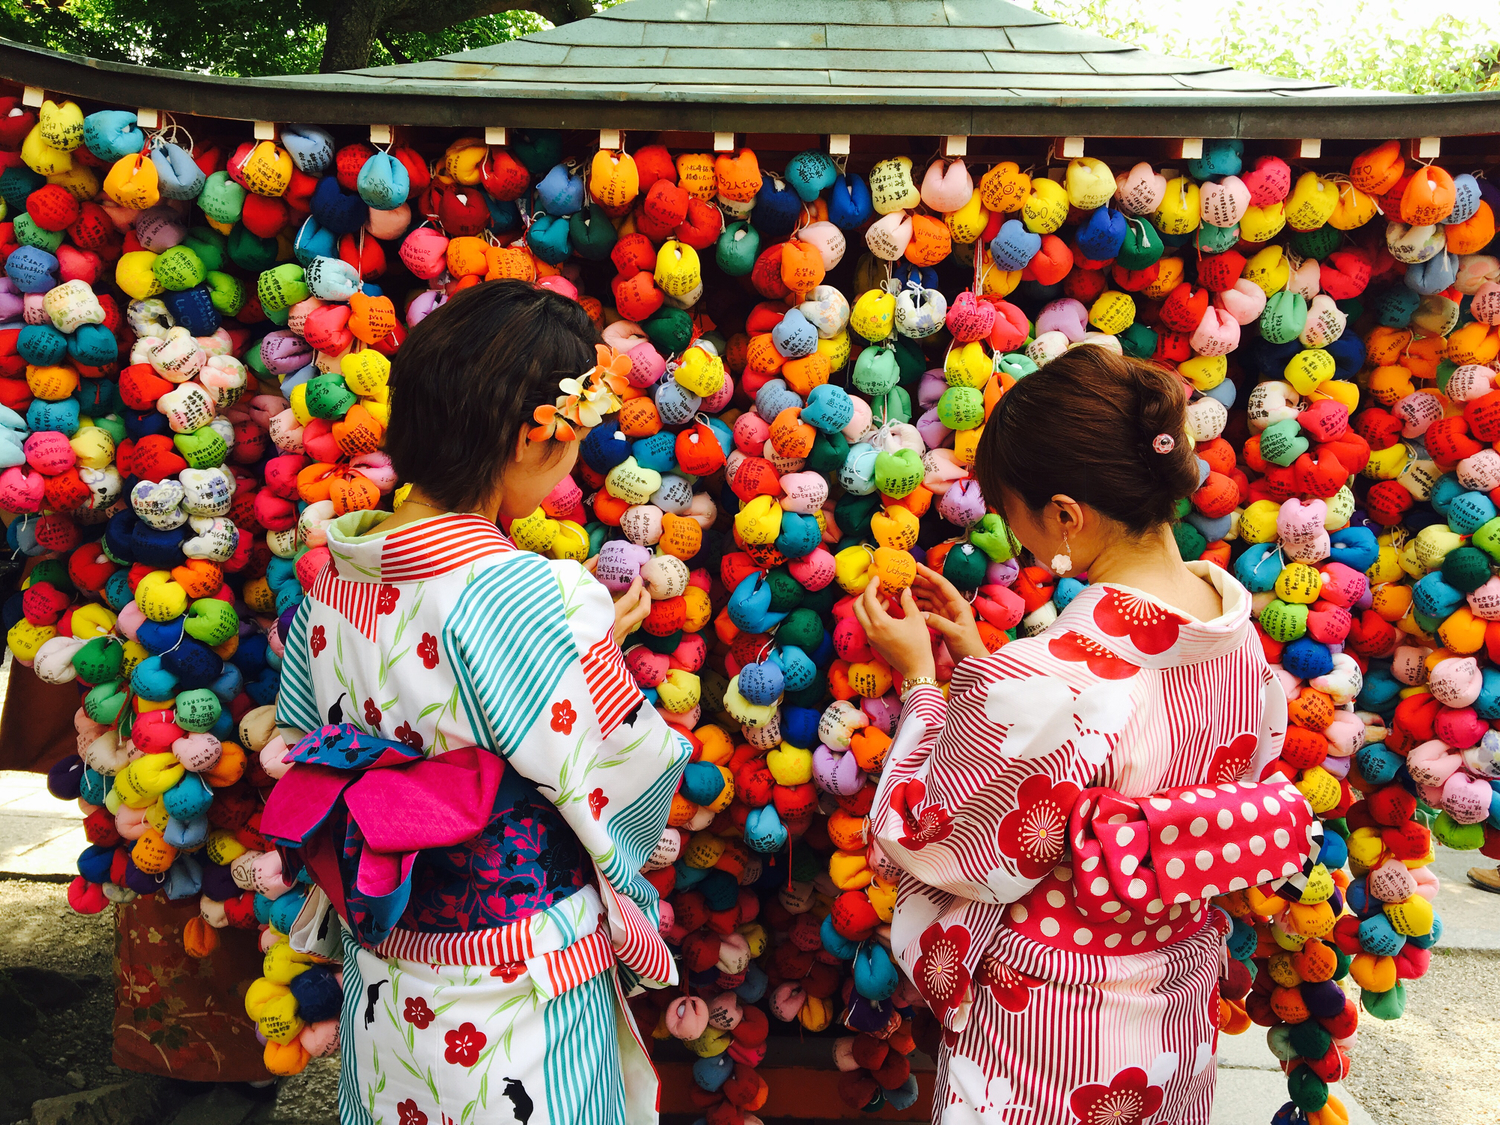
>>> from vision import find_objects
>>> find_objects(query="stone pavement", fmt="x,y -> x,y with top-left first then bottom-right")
3,754 -> 1494,1125
0,771 -> 83,881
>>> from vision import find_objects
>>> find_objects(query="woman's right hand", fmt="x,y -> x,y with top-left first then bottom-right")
911,563 -> 988,663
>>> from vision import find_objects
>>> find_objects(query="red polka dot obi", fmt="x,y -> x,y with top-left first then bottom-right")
1003,777 -> 1317,955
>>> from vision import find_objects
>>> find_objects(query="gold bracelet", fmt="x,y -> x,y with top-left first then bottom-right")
899,675 -> 940,698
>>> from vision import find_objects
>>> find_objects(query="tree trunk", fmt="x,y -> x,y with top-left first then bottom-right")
323,0 -> 595,72
320,0 -> 399,72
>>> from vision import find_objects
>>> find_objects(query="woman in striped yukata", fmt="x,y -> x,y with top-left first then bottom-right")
855,347 -> 1315,1125
265,282 -> 688,1125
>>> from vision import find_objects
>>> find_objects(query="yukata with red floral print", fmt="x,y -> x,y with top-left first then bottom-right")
273,510 -> 690,1125
872,563 -> 1318,1125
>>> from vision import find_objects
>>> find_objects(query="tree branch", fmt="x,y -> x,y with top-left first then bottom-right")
376,30 -> 412,64
384,0 -> 593,34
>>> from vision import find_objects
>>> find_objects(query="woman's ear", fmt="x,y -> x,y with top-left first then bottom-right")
1051,494 -> 1086,531
514,428 -> 529,463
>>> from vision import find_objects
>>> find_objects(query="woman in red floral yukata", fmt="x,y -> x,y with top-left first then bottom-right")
854,346 -> 1318,1125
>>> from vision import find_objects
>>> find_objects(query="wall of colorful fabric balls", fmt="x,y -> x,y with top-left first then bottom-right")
3,89 -> 1498,1122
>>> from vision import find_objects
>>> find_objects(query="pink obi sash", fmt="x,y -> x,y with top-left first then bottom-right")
1002,778 -> 1315,956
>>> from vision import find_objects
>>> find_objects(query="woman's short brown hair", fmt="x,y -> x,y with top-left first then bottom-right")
385,280 -> 600,512
973,345 -> 1201,534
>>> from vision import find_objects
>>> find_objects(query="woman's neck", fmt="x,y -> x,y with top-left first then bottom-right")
1083,525 -> 1222,622
375,487 -> 500,535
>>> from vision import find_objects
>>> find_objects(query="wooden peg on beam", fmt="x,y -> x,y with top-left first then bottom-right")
136,108 -> 159,129
1410,136 -> 1441,160
1054,136 -> 1085,159
1166,137 -> 1203,161
485,127 -> 507,146
713,132 -> 735,152
944,135 -> 968,158
21,86 -> 43,108
369,125 -> 392,145
252,121 -> 276,141
828,134 -> 850,156
599,128 -> 621,150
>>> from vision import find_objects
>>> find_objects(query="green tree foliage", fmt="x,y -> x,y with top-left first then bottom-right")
0,0 -> 597,75
1026,0 -> 1500,94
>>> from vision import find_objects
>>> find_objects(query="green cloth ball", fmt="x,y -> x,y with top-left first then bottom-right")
937,387 -> 984,430
715,222 -> 759,276
174,687 -> 222,733
1332,948 -> 1352,981
852,346 -> 899,396
804,430 -> 850,475
765,569 -> 804,613
1442,546 -> 1492,593
13,213 -> 64,252
205,271 -> 246,315
1362,983 -> 1406,1022
943,542 -> 988,592
303,372 -> 357,420
183,227 -> 227,273
152,245 -> 206,292
31,559 -> 71,592
1432,810 -> 1486,850
1286,1064 -> 1328,1112
1172,520 -> 1207,562
1287,1022 -> 1331,1061
1291,225 -> 1341,261
228,225 -> 278,273
199,171 -> 246,224
1116,216 -> 1164,269
644,307 -> 693,356
778,608 -> 824,652
834,492 -> 882,543
71,636 -> 121,685
1196,222 -> 1239,255
640,628 -> 682,655
257,262 -> 309,313
1259,599 -> 1308,643
1119,321 -> 1158,359
892,337 -> 926,386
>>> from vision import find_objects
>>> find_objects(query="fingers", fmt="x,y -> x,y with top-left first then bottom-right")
583,555 -> 599,573
923,612 -> 967,640
916,562 -> 964,604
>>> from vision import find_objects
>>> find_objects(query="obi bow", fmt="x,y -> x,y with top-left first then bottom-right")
1068,778 -> 1316,921
261,724 -> 503,948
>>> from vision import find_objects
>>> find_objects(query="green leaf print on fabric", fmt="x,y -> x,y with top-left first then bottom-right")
378,583 -> 425,688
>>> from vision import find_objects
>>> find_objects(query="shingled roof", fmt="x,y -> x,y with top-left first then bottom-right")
1,0 -> 1498,138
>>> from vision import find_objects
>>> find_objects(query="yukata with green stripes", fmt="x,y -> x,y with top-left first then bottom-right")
275,511 -> 691,1125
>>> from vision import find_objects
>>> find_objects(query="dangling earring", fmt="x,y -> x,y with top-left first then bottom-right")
1051,532 -> 1072,576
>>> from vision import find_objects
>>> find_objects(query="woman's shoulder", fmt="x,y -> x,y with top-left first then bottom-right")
949,631 -> 1085,695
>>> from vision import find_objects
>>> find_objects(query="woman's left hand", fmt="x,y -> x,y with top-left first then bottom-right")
609,577 -> 652,645
852,577 -> 937,684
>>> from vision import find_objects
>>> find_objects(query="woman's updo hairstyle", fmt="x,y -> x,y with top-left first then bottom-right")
974,344 -> 1200,534
386,279 -> 600,513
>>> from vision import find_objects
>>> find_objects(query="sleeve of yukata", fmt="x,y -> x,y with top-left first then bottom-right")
274,599 -> 322,735
871,644 -> 1138,908
444,555 -> 692,988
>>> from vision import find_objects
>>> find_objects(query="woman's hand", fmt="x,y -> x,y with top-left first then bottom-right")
852,577 -> 937,684
911,563 -> 989,663
586,557 -> 652,645
609,577 -> 652,645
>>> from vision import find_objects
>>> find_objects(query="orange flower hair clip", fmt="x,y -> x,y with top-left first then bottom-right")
529,343 -> 632,442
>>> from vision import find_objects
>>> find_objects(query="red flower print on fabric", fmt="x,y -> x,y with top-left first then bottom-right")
397,1100 -> 428,1125
364,698 -> 382,727
887,779 -> 954,850
395,722 -> 424,751
310,625 -> 326,658
551,700 -> 577,735
489,961 -> 526,982
588,787 -> 608,820
444,1022 -> 486,1067
997,774 -> 1080,879
417,632 -> 439,670
377,585 -> 399,616
1207,732 -> 1259,783
913,923 -> 972,1019
976,955 -> 1044,1013
403,997 -> 434,1029
1068,1066 -> 1164,1125
1093,588 -> 1183,656
1047,631 -> 1140,680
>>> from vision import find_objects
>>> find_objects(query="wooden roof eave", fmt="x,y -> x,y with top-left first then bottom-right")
3,37 -> 1500,139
